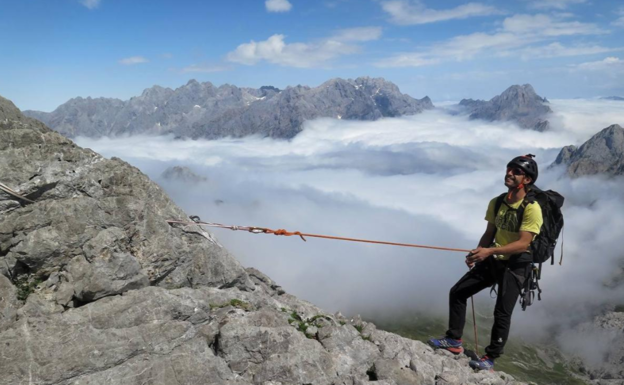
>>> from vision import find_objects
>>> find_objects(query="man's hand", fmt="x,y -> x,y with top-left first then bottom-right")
465,246 -> 493,268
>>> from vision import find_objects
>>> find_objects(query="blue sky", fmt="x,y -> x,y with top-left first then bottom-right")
2,0 -> 624,111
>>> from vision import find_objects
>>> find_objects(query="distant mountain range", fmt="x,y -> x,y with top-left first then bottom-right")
459,84 -> 552,131
601,96 -> 624,101
23,80 -> 557,139
23,77 -> 433,140
551,124 -> 624,177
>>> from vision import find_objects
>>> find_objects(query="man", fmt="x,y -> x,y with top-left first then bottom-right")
428,155 -> 543,371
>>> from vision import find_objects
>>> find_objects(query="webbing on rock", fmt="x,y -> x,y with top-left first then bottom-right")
0,181 -> 34,203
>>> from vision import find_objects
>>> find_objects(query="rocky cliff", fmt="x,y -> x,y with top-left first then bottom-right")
551,124 -> 624,178
23,77 -> 434,140
0,95 -> 522,384
459,84 -> 552,131
566,310 -> 624,384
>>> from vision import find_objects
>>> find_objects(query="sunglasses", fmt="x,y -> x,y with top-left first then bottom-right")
506,167 -> 526,176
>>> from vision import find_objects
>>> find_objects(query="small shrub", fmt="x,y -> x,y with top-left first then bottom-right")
297,322 -> 308,334
15,276 -> 42,301
290,311 -> 302,322
229,299 -> 251,310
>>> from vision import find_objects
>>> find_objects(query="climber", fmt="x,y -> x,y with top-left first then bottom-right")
427,155 -> 543,372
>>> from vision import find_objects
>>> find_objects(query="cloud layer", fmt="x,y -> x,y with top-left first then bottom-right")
76,99 -> 624,359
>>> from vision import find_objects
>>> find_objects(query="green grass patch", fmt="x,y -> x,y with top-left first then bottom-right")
209,299 -> 252,311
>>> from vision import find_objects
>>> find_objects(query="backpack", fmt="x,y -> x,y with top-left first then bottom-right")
493,186 -> 565,310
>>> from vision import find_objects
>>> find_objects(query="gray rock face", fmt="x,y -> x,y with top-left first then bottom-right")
551,124 -> 624,177
0,101 -> 247,306
459,84 -> 552,131
23,77 -> 434,140
0,96 -> 523,385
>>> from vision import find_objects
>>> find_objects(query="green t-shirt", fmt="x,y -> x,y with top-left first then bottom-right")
485,196 -> 543,260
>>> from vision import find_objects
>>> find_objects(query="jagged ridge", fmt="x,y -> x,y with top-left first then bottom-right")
23,77 -> 434,140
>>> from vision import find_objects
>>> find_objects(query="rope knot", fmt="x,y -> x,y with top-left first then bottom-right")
273,229 -> 306,241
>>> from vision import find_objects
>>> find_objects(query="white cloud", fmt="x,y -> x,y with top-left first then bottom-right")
502,13 -> 605,37
265,0 -> 292,13
331,27 -> 383,42
180,64 -> 230,73
514,43 -> 621,60
80,0 -> 100,9
226,34 -> 361,68
526,0 -> 587,10
380,0 -> 501,25
118,56 -> 149,65
570,56 -> 624,72
376,13 -> 611,67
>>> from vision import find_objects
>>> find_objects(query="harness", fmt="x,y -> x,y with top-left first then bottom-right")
490,192 -> 540,311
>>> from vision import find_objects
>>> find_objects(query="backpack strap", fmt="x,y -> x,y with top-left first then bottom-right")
494,193 -> 506,219
495,192 -> 529,233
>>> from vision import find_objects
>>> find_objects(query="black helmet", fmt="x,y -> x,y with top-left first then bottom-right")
507,154 -> 538,184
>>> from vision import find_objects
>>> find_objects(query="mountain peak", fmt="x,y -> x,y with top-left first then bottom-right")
459,84 -> 551,131
551,124 -> 624,177
0,95 -> 25,122
498,84 -> 547,103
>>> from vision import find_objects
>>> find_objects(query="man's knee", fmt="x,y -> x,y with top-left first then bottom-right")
493,306 -> 512,320
449,283 -> 469,302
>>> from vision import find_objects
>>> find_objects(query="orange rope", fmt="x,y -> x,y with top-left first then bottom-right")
166,219 -> 472,253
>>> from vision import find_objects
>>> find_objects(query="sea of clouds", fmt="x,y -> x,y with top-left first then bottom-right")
76,99 -> 624,360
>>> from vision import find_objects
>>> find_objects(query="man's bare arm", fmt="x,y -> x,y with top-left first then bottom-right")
467,231 -> 534,266
487,231 -> 533,256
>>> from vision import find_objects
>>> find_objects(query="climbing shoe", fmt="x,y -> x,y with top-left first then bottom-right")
469,355 -> 495,372
427,337 -> 464,354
